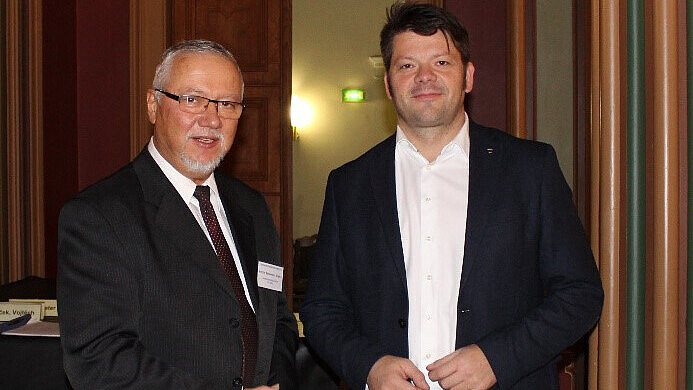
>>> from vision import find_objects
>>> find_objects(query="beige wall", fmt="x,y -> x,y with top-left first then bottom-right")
536,0 -> 574,188
292,0 -> 397,238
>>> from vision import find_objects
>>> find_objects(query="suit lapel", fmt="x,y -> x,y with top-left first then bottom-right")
132,150 -> 239,301
217,176 -> 260,311
460,123 -> 503,291
370,135 -> 408,292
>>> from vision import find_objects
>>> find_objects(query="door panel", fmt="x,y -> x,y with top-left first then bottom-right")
172,0 -> 282,85
221,86 -> 281,193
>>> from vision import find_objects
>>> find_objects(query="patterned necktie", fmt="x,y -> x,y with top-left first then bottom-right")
193,185 -> 258,382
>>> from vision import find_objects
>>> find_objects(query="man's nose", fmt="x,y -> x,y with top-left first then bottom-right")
415,64 -> 436,83
198,102 -> 222,128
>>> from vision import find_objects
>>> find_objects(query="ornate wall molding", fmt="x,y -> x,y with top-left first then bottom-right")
6,0 -> 24,283
0,1 -> 7,283
28,0 -> 43,278
587,0 -> 688,388
651,0 -> 680,387
2,0 -> 44,284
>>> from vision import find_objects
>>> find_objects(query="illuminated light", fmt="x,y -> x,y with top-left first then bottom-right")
341,89 -> 365,103
290,95 -> 314,128
290,95 -> 314,140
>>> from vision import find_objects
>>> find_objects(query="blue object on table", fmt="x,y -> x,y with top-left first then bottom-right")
0,313 -> 31,333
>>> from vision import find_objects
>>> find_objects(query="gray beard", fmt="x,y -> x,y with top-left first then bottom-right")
179,132 -> 227,175
179,152 -> 224,175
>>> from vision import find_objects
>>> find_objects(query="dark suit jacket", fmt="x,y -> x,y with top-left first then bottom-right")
57,150 -> 297,390
300,122 -> 603,390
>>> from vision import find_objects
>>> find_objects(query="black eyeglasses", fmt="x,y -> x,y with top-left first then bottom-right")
155,88 -> 245,119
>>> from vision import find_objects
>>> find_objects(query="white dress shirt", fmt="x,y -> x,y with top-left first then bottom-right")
395,113 -> 470,389
148,138 -> 255,311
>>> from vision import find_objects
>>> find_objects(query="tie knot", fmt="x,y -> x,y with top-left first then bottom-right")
193,185 -> 211,202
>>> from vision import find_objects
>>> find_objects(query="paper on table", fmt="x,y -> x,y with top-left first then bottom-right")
2,320 -> 60,337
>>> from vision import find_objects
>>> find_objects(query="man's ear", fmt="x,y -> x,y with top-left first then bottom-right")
384,72 -> 393,100
463,62 -> 475,93
146,89 -> 158,124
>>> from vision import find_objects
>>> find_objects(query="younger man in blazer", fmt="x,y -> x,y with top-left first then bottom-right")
301,3 -> 603,390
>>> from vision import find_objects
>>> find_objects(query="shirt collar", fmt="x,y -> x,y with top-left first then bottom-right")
395,112 -> 470,158
148,137 -> 220,203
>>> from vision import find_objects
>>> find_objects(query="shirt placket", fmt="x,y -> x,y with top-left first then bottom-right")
420,161 -> 435,366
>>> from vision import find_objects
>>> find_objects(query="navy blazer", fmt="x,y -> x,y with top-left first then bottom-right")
301,122 -> 603,389
57,150 -> 297,389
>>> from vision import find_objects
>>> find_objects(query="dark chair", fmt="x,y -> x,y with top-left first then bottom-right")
292,234 -> 317,310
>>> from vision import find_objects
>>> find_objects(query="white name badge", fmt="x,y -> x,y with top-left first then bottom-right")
257,261 -> 283,292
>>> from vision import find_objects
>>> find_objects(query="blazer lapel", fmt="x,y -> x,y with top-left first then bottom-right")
370,135 -> 408,292
217,177 -> 260,311
460,123 -> 503,291
132,150 -> 239,301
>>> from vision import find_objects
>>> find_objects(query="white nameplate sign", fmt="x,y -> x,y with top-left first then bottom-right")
0,302 -> 44,321
10,299 -> 58,317
257,261 -> 283,292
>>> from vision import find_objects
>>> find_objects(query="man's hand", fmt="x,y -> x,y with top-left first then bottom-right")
247,385 -> 279,390
367,355 -> 430,390
426,344 -> 496,390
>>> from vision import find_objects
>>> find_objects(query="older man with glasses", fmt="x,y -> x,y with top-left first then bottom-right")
57,40 -> 297,390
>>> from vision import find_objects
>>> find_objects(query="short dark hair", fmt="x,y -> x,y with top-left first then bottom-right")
380,2 -> 470,71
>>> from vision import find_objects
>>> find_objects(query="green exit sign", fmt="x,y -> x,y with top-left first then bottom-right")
342,89 -> 365,103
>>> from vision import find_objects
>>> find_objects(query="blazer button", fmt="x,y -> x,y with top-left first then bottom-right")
230,318 -> 240,328
232,377 -> 243,388
398,318 -> 407,328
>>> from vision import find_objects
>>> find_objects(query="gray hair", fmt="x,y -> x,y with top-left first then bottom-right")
152,39 -> 243,95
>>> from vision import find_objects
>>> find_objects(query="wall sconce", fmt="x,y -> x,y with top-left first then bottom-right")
290,95 -> 313,140
342,89 -> 365,103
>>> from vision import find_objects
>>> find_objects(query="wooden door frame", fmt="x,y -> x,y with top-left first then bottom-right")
2,0 -> 44,284
129,0 -> 167,156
